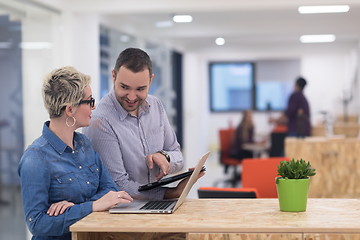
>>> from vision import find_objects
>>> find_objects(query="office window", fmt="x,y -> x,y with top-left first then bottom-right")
209,62 -> 255,112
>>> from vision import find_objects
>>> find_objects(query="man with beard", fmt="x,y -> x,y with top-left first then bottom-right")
84,48 -> 184,200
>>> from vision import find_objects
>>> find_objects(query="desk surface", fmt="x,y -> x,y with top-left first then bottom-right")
70,198 -> 360,234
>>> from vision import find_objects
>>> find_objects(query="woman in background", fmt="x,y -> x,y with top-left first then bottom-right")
230,110 -> 254,161
18,66 -> 133,240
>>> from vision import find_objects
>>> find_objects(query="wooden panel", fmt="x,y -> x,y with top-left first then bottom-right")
285,137 -> 360,198
312,126 -> 326,137
188,233 -> 302,240
304,233 -> 360,240
72,232 -> 186,240
333,124 -> 360,138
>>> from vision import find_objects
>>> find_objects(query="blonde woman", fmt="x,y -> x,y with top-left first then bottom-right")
18,67 -> 132,240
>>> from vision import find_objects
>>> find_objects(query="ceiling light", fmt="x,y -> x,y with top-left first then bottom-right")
173,15 -> 192,23
300,34 -> 336,43
298,5 -> 350,14
215,38 -> 225,46
19,42 -> 52,49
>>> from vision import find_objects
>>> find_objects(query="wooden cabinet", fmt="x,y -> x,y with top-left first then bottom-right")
304,234 -> 360,240
285,137 -> 360,198
189,233 -> 302,240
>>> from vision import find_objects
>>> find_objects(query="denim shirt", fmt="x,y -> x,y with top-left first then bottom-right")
18,121 -> 119,240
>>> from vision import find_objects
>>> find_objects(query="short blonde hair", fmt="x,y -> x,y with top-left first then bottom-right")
42,66 -> 91,118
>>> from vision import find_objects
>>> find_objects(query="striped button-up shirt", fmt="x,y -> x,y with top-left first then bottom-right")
83,89 -> 183,200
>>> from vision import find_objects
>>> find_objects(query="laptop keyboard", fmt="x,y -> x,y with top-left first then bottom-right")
140,200 -> 175,210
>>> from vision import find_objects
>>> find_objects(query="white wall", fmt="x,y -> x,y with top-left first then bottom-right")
22,12 -> 100,148
22,12 -> 58,147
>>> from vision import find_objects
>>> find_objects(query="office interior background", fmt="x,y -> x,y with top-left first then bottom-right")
1,0 -> 360,239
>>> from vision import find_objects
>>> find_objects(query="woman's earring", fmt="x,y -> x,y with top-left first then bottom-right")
65,116 -> 76,127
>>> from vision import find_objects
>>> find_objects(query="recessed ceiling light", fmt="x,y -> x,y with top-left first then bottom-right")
298,5 -> 350,14
215,38 -> 225,46
173,15 -> 192,23
300,34 -> 336,43
19,42 -> 52,49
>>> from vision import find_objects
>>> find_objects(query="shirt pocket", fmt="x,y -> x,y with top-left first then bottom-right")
87,163 -> 100,189
49,172 -> 78,201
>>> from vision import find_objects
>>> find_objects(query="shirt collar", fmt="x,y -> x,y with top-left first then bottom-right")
42,121 -> 79,154
110,88 -> 151,120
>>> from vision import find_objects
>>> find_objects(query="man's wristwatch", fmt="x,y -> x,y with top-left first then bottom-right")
157,150 -> 170,162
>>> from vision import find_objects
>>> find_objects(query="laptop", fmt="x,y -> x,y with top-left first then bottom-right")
109,151 -> 210,214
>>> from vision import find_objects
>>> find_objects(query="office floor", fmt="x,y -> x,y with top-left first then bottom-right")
0,152 -> 239,240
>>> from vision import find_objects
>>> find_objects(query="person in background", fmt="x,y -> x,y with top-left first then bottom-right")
83,48 -> 188,201
272,76 -> 311,137
230,110 -> 254,161
18,66 -> 133,240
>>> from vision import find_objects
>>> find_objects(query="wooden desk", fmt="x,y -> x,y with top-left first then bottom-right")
71,198 -> 360,240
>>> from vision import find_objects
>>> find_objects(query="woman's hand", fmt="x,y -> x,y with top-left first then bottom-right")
92,191 -> 133,212
47,200 -> 75,216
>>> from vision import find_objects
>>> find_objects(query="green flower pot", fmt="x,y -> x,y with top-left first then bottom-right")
276,177 -> 310,212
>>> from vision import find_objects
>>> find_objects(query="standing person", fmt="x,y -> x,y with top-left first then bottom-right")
285,77 -> 311,137
83,48 -> 184,200
230,110 -> 254,161
18,67 -> 133,240
270,76 -> 311,137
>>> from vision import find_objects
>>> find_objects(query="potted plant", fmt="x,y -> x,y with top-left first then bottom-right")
276,158 -> 316,212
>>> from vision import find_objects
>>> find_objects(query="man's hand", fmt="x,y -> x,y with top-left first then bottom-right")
164,168 -> 206,199
47,200 -> 75,216
146,152 -> 170,180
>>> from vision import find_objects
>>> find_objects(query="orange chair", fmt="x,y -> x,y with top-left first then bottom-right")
241,157 -> 290,198
218,128 -> 241,186
198,187 -> 258,198
273,124 -> 288,133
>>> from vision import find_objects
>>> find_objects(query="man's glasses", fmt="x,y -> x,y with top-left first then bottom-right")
79,97 -> 95,108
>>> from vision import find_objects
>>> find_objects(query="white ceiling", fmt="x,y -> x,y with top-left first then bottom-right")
9,0 -> 360,52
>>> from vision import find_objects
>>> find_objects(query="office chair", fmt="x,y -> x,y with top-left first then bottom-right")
198,187 -> 258,198
269,125 -> 287,157
241,157 -> 290,198
218,128 -> 241,187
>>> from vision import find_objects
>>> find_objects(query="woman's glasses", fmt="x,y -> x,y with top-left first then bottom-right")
79,97 -> 95,108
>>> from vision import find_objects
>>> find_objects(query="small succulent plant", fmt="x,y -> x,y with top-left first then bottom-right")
277,158 -> 316,180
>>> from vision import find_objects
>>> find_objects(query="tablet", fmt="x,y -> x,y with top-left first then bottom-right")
138,166 -> 206,191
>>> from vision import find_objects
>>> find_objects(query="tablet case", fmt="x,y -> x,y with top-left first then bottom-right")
138,166 -> 206,191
